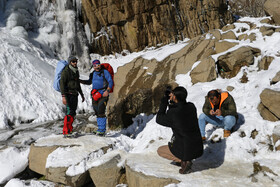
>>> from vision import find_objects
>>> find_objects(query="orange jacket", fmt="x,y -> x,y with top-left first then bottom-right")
203,91 -> 237,117
209,92 -> 229,110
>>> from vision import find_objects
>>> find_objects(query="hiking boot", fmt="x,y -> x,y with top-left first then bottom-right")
179,161 -> 192,174
63,134 -> 72,138
202,137 -> 206,142
224,130 -> 231,138
94,131 -> 105,137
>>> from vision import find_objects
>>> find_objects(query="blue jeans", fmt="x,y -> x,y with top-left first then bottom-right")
198,113 -> 236,137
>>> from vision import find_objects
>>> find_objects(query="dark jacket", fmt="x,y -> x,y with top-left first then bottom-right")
60,65 -> 83,96
156,97 -> 203,161
202,92 -> 237,117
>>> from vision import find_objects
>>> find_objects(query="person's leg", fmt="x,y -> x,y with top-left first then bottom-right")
63,95 -> 77,135
96,97 -> 109,133
198,113 -> 223,137
67,95 -> 78,133
157,145 -> 181,163
223,115 -> 236,131
198,113 -> 207,137
179,160 -> 192,174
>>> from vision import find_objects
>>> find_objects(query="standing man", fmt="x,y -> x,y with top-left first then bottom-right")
156,86 -> 203,174
198,89 -> 237,141
80,60 -> 113,136
60,55 -> 85,137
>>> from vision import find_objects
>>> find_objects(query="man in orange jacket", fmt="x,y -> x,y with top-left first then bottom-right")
198,89 -> 237,141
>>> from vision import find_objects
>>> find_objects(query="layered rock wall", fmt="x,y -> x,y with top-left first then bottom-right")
106,17 -> 279,128
81,0 -> 233,55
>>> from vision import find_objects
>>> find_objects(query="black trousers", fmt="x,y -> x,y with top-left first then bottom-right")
92,96 -> 108,118
65,94 -> 78,117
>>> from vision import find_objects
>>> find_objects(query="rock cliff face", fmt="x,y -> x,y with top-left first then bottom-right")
106,16 -> 280,129
81,0 -> 233,55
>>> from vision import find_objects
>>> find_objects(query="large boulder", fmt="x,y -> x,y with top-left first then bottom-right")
264,0 -> 280,25
46,167 -> 90,187
258,56 -> 274,70
81,0 -> 233,55
221,31 -> 237,40
28,144 -> 58,175
271,71 -> 280,85
258,89 -> 280,121
190,57 -> 217,84
107,35 -> 216,128
126,165 -> 179,187
217,46 -> 261,78
28,135 -> 113,186
215,41 -> 238,53
89,155 -> 123,187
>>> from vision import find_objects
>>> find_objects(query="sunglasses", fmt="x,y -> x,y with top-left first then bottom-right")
71,60 -> 78,63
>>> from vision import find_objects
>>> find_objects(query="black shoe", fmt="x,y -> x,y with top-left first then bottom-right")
170,161 -> 181,167
179,161 -> 192,174
63,134 -> 72,138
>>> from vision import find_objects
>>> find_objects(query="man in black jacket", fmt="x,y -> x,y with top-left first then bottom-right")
60,56 -> 85,137
156,86 -> 203,174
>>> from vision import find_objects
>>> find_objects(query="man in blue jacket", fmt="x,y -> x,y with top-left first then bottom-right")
80,60 -> 113,136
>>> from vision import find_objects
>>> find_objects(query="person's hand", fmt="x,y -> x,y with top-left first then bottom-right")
215,109 -> 222,116
62,96 -> 67,105
165,86 -> 172,97
102,90 -> 109,97
81,94 -> 85,102
210,109 -> 215,115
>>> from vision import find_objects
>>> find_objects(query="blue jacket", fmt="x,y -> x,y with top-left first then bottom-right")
81,69 -> 113,94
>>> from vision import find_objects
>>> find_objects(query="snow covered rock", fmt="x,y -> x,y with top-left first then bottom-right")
28,134 -> 114,186
271,71 -> 280,85
217,46 -> 261,78
89,155 -> 123,187
190,57 -> 217,84
46,167 -> 90,187
221,31 -> 237,40
107,35 -> 218,128
125,164 -> 179,187
28,144 -> 58,175
258,89 -> 280,121
215,41 -> 238,54
258,56 -> 274,70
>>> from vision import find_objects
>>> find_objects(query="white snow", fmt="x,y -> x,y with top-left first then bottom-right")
0,147 -> 29,184
0,1 -> 280,186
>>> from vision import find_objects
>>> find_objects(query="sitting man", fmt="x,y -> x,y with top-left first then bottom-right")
198,89 -> 237,141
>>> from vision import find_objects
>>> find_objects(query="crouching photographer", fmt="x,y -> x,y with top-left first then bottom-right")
156,86 -> 203,174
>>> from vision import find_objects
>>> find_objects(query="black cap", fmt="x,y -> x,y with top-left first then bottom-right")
68,56 -> 78,63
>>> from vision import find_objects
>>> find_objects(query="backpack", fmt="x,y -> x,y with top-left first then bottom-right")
53,60 -> 68,92
100,63 -> 114,92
